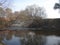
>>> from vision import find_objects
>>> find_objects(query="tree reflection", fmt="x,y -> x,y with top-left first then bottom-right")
0,31 -> 47,45
0,36 -> 5,45
20,32 -> 46,45
5,31 -> 13,40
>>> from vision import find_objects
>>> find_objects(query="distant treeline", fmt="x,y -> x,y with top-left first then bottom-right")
28,19 -> 60,30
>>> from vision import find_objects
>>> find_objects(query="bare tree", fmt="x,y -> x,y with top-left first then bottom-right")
25,4 -> 46,19
0,0 -> 12,8
24,5 -> 47,28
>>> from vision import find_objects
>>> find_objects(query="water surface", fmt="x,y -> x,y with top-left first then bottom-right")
0,31 -> 60,45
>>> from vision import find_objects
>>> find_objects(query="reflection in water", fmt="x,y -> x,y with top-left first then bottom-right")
0,31 -> 60,45
2,35 -> 21,45
46,35 -> 60,45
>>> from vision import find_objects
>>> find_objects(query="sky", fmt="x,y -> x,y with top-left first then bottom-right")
11,0 -> 60,18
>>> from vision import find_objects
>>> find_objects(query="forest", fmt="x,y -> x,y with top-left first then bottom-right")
0,5 -> 60,30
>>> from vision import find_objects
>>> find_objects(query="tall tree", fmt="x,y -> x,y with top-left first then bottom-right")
25,5 -> 46,28
25,5 -> 46,19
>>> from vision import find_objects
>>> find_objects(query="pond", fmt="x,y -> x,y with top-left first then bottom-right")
0,31 -> 60,45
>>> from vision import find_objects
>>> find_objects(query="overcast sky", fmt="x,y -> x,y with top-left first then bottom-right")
12,0 -> 60,18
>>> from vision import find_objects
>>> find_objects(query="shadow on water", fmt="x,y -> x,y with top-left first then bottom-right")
0,31 -> 60,45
